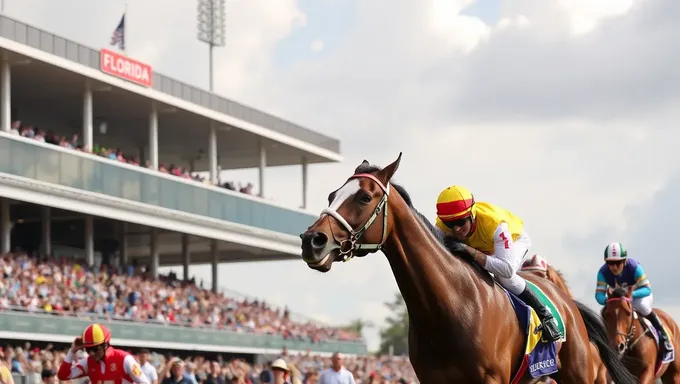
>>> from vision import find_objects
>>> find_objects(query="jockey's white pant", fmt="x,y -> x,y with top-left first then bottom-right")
486,229 -> 531,296
633,294 -> 653,316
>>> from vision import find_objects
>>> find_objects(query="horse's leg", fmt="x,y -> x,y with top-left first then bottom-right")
638,368 -> 657,384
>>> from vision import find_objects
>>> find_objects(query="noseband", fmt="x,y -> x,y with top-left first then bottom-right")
320,173 -> 390,262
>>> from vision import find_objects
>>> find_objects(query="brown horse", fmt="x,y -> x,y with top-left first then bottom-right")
603,286 -> 680,383
521,254 -> 609,384
300,154 -> 636,384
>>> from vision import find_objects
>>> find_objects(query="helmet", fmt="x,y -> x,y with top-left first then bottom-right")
604,242 -> 628,261
81,323 -> 111,348
436,186 -> 475,222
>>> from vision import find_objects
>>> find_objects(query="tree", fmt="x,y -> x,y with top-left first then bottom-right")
378,291 -> 409,355
342,318 -> 375,335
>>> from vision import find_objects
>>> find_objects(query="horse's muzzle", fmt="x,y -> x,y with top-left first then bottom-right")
300,230 -> 339,271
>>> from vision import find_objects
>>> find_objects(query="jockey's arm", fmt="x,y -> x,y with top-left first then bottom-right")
57,351 -> 88,381
464,222 -> 516,278
123,355 -> 150,384
595,270 -> 608,306
631,263 -> 652,299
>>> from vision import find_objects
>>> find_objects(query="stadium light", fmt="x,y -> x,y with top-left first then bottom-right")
196,0 -> 226,91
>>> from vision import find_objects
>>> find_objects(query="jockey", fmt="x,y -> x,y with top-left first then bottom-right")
595,242 -> 673,352
435,185 -> 563,342
57,323 -> 150,384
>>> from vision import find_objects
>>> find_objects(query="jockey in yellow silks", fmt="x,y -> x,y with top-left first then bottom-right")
435,185 -> 562,342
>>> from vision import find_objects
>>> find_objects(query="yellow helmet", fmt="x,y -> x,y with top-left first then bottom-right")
436,185 -> 475,222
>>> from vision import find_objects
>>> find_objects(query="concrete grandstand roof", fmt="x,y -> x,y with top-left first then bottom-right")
0,14 -> 341,170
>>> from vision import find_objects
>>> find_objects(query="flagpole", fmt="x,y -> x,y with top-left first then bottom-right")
123,2 -> 128,55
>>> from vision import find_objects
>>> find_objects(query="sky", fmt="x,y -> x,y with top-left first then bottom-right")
7,0 -> 680,352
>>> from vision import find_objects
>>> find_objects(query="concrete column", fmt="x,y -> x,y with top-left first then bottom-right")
84,216 -> 94,267
0,198 -> 10,253
182,234 -> 190,281
119,222 -> 128,267
148,104 -> 158,170
301,157 -> 308,209
258,140 -> 267,197
1,54 -> 10,132
209,123 -> 218,184
150,228 -> 159,278
82,81 -> 93,150
210,240 -> 218,293
41,207 -> 51,257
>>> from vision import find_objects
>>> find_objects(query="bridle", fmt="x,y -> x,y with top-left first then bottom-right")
606,296 -> 648,355
319,173 -> 390,263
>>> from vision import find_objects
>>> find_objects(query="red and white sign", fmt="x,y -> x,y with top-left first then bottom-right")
100,48 -> 153,87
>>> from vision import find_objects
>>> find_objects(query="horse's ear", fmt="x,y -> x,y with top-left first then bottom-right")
354,160 -> 371,174
606,286 -> 613,297
627,286 -> 633,297
377,152 -> 402,184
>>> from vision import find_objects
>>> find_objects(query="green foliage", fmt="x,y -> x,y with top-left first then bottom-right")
378,291 -> 409,355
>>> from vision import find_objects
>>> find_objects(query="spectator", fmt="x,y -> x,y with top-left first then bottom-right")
318,353 -> 354,384
161,360 -> 192,384
41,369 -> 56,384
138,349 -> 159,384
270,359 -> 290,384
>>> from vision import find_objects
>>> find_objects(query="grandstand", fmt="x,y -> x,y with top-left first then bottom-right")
0,11 -> 369,362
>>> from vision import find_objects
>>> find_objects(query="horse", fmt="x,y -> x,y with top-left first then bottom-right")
300,153 -> 636,384
521,254 -> 609,384
603,286 -> 680,383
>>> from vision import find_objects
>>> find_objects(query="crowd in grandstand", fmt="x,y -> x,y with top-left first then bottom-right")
0,344 -> 417,383
0,253 -> 361,343
6,121 -> 255,196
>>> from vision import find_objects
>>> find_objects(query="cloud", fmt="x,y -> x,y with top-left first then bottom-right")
310,38 -> 324,52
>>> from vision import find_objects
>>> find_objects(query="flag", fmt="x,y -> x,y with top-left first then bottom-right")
110,13 -> 125,51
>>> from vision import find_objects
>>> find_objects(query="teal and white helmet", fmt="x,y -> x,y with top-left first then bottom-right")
604,242 -> 628,261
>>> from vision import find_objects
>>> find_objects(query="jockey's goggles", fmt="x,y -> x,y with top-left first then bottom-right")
606,259 -> 625,266
85,344 -> 104,354
442,216 -> 470,229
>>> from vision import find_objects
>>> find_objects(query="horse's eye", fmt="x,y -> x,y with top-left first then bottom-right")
359,193 -> 372,205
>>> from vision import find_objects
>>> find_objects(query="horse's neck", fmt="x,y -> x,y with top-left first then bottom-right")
382,200 -> 481,326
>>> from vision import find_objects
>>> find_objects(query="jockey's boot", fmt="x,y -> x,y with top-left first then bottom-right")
518,286 -> 563,342
645,311 -> 674,352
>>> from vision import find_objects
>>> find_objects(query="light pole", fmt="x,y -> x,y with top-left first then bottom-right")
196,0 -> 226,92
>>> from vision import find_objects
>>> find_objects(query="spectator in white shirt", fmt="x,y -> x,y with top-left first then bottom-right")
318,353 -> 355,384
137,349 -> 158,384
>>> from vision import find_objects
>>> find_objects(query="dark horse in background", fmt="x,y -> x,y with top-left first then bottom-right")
300,153 -> 636,384
521,254 -> 609,384
603,286 -> 680,383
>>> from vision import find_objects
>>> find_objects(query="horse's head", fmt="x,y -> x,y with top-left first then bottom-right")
601,285 -> 635,356
300,153 -> 402,272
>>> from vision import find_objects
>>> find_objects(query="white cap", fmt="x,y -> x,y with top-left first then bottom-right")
271,359 -> 289,372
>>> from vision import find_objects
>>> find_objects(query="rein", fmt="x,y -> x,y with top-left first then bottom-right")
606,296 -> 649,355
320,173 -> 390,262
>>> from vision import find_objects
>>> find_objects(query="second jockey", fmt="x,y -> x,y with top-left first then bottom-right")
595,242 -> 673,353
435,185 -> 563,342
57,323 -> 150,384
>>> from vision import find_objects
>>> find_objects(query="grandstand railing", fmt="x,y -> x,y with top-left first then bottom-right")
0,133 -> 317,236
0,15 -> 340,154
0,308 -> 368,355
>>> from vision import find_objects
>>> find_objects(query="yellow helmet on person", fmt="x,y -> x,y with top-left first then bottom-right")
436,185 -> 475,222
81,323 -> 111,348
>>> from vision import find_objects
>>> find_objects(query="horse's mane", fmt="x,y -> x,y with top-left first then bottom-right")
354,162 -> 447,249
608,286 -> 629,298
548,265 -> 570,289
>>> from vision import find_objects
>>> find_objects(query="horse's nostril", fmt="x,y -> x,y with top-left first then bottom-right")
301,232 -> 328,250
617,343 -> 625,353
311,232 -> 328,249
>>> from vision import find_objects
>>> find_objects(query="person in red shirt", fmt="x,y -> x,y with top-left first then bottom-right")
57,323 -> 150,384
